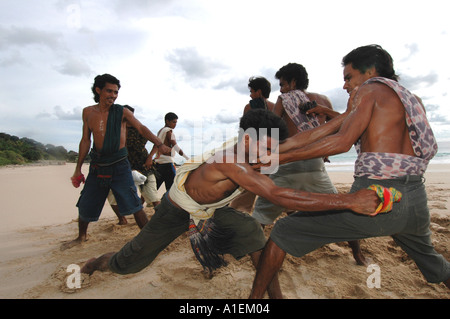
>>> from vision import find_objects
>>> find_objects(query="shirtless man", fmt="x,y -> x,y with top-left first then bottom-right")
243,76 -> 275,114
80,109 -> 380,298
229,76 -> 276,213
62,74 -> 170,250
250,45 -> 450,298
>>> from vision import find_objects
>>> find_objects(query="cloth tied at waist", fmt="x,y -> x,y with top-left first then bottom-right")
368,184 -> 402,216
89,147 -> 128,188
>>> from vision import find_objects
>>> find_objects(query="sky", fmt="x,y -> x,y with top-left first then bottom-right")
1,0 -> 449,156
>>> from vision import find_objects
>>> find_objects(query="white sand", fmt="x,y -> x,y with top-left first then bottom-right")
0,163 -> 448,299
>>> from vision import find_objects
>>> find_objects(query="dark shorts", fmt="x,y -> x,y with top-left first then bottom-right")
271,175 -> 450,283
109,194 -> 267,274
155,162 -> 176,190
76,159 -> 143,222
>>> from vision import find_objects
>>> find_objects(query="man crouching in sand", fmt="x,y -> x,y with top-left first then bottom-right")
81,109 -> 380,298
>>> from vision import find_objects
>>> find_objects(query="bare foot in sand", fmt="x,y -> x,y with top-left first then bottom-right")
60,236 -> 87,251
112,205 -> 128,225
117,216 -> 128,225
81,252 -> 115,275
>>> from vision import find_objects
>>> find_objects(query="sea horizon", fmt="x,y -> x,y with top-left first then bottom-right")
174,140 -> 450,172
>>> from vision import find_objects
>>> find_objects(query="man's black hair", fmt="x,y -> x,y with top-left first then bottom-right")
275,63 -> 309,90
239,109 -> 289,142
91,74 -> 121,103
342,44 -> 399,81
248,76 -> 272,98
165,112 -> 178,122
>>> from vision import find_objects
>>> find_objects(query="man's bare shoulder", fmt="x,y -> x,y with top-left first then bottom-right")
204,149 -> 253,175
83,104 -> 98,113
201,161 -> 257,189
351,82 -> 405,119
205,148 -> 236,167
306,92 -> 332,108
360,81 -> 394,92
80,105 -> 97,120
190,157 -> 236,183
357,82 -> 397,103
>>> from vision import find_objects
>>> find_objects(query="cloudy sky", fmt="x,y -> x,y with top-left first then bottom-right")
1,0 -> 449,155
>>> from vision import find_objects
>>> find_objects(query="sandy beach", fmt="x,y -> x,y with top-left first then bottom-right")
0,162 -> 448,300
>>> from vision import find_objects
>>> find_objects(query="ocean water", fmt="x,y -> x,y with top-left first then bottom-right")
176,140 -> 450,172
325,140 -> 450,172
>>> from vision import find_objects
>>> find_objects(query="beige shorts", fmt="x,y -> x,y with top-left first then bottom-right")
108,174 -> 159,205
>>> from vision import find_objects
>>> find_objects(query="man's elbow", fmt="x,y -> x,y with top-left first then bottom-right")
334,143 -> 352,154
332,134 -> 354,154
80,137 -> 91,147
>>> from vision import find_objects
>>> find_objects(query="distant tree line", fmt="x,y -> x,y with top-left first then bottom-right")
0,132 -> 79,166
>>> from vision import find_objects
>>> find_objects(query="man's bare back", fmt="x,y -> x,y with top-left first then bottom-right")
184,148 -> 244,205
355,83 -> 415,156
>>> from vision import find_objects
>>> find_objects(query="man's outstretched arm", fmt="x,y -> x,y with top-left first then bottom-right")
123,108 -> 171,154
278,86 -> 359,157
222,162 -> 380,215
